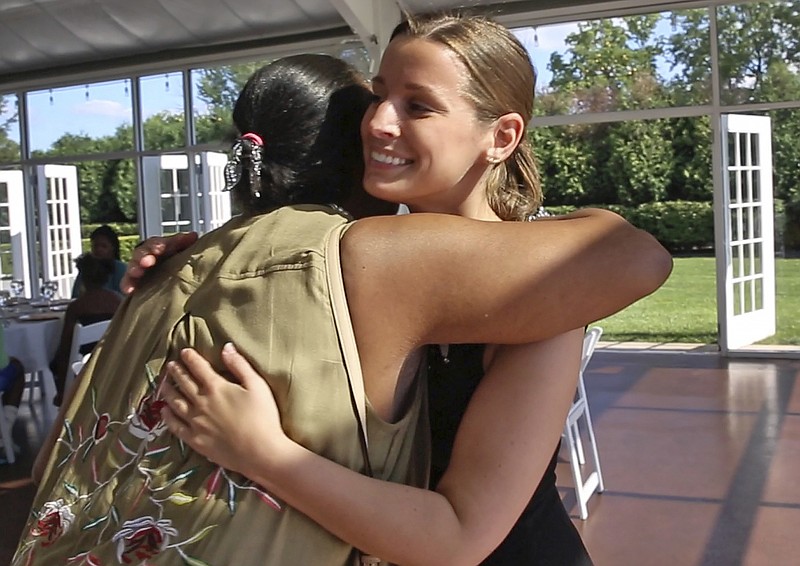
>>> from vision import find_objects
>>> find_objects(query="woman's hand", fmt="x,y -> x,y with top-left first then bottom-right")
159,343 -> 287,478
120,232 -> 198,294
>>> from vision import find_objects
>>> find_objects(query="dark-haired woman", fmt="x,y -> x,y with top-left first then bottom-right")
70,224 -> 127,297
51,254 -> 122,405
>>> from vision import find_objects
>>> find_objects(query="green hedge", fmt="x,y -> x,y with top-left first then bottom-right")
545,200 -> 797,254
78,235 -> 139,262
80,223 -> 139,238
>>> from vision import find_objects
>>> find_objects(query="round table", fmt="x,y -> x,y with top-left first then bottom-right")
2,307 -> 67,428
4,315 -> 64,373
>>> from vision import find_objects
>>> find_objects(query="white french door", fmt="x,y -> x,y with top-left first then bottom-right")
141,152 -> 232,238
715,114 -> 776,351
36,164 -> 83,299
199,151 -> 232,232
0,170 -> 32,294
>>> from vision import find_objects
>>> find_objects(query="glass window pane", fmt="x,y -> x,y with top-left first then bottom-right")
738,132 -> 748,167
718,1 -> 800,106
727,133 -> 736,169
140,72 -> 186,151
733,281 -> 742,315
732,244 -> 742,278
750,132 -> 760,166
0,94 -> 21,164
192,61 -> 267,146
744,243 -> 753,276
744,277 -> 753,313
528,8 -> 711,117
753,242 -> 762,274
754,277 -> 763,310
753,205 -> 762,239
36,158 -> 138,228
730,208 -> 741,243
156,157 -> 192,233
742,207 -> 751,240
752,170 -> 761,202
728,170 -> 737,202
745,169 -> 753,203
27,79 -> 133,154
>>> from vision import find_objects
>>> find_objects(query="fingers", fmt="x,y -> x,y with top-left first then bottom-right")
166,360 -> 201,398
121,239 -> 166,294
165,232 -> 199,255
120,233 -> 198,295
221,343 -> 262,390
179,348 -> 228,390
160,404 -> 190,441
160,377 -> 192,419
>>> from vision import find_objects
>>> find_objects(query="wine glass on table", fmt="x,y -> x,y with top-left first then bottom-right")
40,280 -> 59,306
10,279 -> 24,300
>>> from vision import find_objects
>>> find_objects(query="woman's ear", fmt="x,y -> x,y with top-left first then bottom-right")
486,112 -> 525,164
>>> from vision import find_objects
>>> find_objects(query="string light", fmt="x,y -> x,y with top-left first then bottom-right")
49,88 -> 54,106
534,26 -> 539,47
85,84 -> 89,100
165,73 -> 170,92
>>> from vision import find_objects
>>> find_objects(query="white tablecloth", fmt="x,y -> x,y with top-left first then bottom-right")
3,315 -> 64,373
2,312 -> 65,426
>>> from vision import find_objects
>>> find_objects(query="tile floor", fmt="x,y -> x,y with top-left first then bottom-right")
1,348 -> 798,565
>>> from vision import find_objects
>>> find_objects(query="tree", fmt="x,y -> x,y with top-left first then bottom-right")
538,16 -> 675,205
142,111 -> 185,151
194,62 -> 264,144
548,16 -> 666,112
0,95 -> 20,164
669,2 -> 800,214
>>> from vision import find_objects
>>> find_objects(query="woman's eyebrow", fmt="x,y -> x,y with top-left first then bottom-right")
371,75 -> 438,96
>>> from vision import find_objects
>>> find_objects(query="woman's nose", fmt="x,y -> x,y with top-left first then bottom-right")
365,100 -> 400,139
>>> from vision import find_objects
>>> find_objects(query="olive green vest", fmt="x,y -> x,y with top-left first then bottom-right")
15,205 -> 428,566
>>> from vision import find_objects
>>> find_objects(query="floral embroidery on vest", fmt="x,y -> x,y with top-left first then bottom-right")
14,363 -> 281,566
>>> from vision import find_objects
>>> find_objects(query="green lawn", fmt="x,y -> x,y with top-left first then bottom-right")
596,257 -> 800,345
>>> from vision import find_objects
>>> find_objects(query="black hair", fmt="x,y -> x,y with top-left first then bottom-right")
229,54 -> 372,212
75,254 -> 114,289
90,225 -> 121,260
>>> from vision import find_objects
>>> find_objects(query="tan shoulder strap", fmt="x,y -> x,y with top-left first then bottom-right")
325,223 -> 371,465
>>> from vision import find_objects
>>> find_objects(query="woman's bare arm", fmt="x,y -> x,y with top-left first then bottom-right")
126,208 -> 669,421
161,332 -> 582,566
344,207 -> 671,350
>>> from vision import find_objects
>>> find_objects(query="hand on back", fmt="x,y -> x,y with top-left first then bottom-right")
159,343 -> 287,478
121,232 -> 198,294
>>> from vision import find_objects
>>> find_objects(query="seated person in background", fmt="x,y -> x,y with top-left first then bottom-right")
70,225 -> 128,297
51,254 -> 122,405
0,329 -> 25,457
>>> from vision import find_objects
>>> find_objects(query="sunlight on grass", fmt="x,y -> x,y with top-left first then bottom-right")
596,257 -> 799,345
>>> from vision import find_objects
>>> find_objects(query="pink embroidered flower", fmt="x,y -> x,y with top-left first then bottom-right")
128,393 -> 167,441
30,499 -> 75,546
93,413 -> 110,442
112,517 -> 177,564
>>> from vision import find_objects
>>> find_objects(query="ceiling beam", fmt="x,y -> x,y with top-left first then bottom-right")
329,0 -> 402,70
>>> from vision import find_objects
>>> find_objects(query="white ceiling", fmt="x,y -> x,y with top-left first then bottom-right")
0,0 -> 687,90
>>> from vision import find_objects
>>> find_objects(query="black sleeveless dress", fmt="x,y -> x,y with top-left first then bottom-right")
427,343 -> 594,565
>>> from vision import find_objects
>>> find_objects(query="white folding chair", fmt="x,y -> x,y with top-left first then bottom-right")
65,320 -> 111,388
563,326 -> 605,520
0,391 -> 15,464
